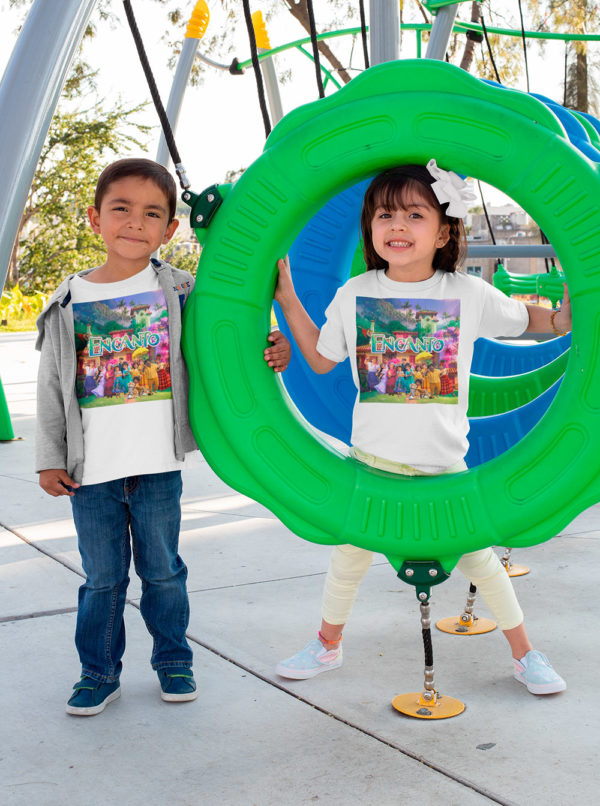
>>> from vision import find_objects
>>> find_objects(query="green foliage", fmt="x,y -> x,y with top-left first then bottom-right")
0,285 -> 47,331
10,94 -> 151,295
161,240 -> 201,277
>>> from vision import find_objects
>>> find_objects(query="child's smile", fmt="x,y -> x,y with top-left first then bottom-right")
371,195 -> 449,282
87,176 -> 178,278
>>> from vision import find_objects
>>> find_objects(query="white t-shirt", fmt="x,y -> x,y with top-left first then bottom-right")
70,265 -> 195,485
316,269 -> 529,471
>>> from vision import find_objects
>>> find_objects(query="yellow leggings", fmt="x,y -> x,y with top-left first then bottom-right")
321,450 -> 524,631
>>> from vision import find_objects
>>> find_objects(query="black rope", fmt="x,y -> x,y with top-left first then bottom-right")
540,230 -> 556,271
358,0 -> 370,70
306,0 -> 325,99
480,14 -> 501,83
241,0 -> 272,138
477,179 -> 497,246
517,0 -> 530,92
422,624 -> 434,668
122,0 -> 189,189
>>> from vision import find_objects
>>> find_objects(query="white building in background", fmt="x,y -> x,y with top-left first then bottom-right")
465,204 -> 559,285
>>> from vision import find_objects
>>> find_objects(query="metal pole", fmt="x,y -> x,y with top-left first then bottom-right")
0,0 -> 98,292
258,48 -> 284,126
368,0 -> 399,66
467,245 -> 557,258
425,3 -> 460,61
156,37 -> 200,168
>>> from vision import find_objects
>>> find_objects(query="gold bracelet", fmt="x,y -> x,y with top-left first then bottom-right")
550,309 -> 567,337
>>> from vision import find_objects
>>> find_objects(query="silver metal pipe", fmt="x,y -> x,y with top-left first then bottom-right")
195,51 -> 230,71
156,37 -> 200,169
0,0 -> 97,292
426,4 -> 460,61
369,0 -> 399,65
466,244 -> 557,258
258,47 -> 284,126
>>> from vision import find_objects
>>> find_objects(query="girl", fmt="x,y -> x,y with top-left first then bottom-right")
83,362 -> 97,397
273,161 -> 571,695
385,361 -> 397,395
91,362 -> 106,398
400,363 -> 415,399
374,360 -> 388,394
366,358 -> 379,391
104,362 -> 115,399
440,361 -> 452,396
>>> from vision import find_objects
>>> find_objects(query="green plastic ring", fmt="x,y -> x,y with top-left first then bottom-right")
183,59 -> 600,573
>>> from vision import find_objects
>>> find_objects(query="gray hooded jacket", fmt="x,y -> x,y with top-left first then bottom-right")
35,258 -> 199,483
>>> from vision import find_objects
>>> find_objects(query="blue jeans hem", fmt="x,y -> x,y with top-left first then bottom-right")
80,668 -> 120,685
153,661 -> 193,671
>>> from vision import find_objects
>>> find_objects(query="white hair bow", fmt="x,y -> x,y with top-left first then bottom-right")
426,159 -> 477,219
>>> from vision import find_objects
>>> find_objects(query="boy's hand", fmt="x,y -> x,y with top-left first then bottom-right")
264,330 -> 291,373
39,469 -> 80,497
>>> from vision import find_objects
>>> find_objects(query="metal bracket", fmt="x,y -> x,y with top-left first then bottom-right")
182,184 -> 223,230
397,560 -> 451,601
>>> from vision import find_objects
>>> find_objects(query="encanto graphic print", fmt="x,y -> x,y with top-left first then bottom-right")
317,270 -> 528,469
356,296 -> 460,405
73,289 -> 171,408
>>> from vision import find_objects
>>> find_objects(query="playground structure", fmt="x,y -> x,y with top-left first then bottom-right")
183,52 -> 600,572
2,0 -> 600,718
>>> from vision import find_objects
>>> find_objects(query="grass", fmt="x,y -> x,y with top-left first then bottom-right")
78,390 -> 172,408
0,321 -> 37,333
360,392 -> 458,404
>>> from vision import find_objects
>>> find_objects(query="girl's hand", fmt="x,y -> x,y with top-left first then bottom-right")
526,284 -> 572,334
556,284 -> 571,332
274,256 -> 294,307
264,330 -> 291,373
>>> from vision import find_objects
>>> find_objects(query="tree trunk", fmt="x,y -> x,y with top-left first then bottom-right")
459,2 -> 481,73
575,46 -> 588,112
565,43 -> 589,113
282,0 -> 352,85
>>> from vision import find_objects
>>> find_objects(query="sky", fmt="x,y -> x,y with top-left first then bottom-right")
0,0 -> 589,205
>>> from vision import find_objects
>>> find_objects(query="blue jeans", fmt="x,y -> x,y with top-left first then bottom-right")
70,471 -> 192,682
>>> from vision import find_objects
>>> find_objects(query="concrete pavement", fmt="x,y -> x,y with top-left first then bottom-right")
1,331 -> 598,806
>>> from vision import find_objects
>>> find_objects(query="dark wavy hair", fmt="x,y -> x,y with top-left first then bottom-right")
94,158 -> 177,222
360,164 -> 467,273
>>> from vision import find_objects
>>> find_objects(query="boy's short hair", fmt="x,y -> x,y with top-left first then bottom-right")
94,158 -> 177,222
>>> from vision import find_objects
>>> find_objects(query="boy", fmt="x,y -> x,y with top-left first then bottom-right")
35,158 -> 290,716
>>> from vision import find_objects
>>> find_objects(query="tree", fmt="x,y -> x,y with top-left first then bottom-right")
9,90 -> 150,293
161,241 -> 201,276
459,2 -> 481,72
533,0 -> 599,114
165,0 -> 361,87
6,0 -> 153,292
459,1 -> 532,87
464,1 -> 599,112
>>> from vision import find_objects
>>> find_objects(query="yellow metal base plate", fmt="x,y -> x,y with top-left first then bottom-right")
436,615 -> 497,635
392,692 -> 465,719
507,563 -> 530,577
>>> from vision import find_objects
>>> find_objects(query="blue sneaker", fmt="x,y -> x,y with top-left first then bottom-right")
158,668 -> 198,702
513,650 -> 566,695
276,638 -> 343,680
66,676 -> 120,716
